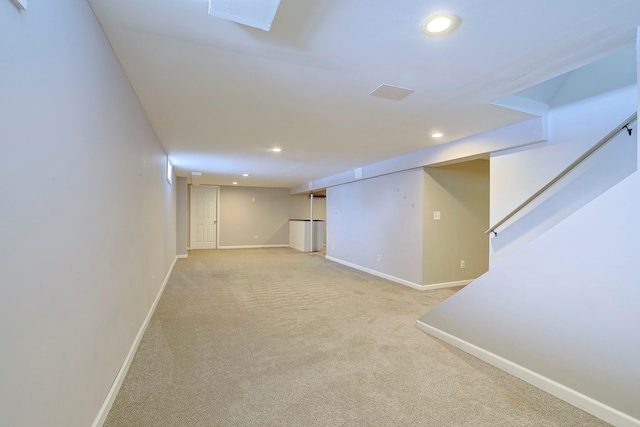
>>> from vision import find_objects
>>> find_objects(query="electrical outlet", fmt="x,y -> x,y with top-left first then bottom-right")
433,211 -> 441,220
377,254 -> 381,262
460,260 -> 465,269
254,235 -> 258,240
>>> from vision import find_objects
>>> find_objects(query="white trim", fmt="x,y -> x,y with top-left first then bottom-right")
415,321 -> 640,427
215,186 -> 221,249
326,256 -> 423,290
92,256 -> 178,427
326,256 -> 474,291
176,254 -> 188,259
421,279 -> 472,290
218,244 -> 290,249
166,157 -> 173,185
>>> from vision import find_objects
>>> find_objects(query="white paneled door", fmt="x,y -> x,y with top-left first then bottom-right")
190,186 -> 218,249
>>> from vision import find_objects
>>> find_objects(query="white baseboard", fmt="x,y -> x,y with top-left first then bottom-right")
416,320 -> 640,427
176,254 -> 188,259
92,256 -> 178,427
218,244 -> 290,249
325,256 -> 473,291
326,256 -> 423,290
422,279 -> 472,290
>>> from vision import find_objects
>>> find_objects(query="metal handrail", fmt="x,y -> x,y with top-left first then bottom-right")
486,112 -> 637,236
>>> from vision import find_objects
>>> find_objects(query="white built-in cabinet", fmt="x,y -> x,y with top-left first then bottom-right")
289,220 -> 325,252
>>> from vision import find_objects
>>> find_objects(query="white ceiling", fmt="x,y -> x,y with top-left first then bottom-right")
87,0 -> 640,189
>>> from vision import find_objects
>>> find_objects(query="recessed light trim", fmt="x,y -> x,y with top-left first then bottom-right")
242,173 -> 249,177
272,148 -> 282,152
421,13 -> 460,37
232,182 -> 238,185
432,132 -> 443,138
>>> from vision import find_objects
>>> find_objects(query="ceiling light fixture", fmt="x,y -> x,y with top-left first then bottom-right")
432,132 -> 443,138
232,182 -> 238,185
242,173 -> 249,177
272,148 -> 282,152
421,13 -> 460,37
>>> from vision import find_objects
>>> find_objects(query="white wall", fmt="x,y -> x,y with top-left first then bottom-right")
326,169 -> 424,285
419,44 -> 640,425
490,84 -> 637,264
0,2 -> 176,426
420,158 -> 640,423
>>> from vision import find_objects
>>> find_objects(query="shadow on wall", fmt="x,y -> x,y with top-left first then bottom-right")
491,122 -> 637,260
269,222 -> 289,245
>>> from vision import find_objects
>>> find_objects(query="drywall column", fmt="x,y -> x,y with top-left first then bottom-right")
176,177 -> 188,257
310,193 -> 314,252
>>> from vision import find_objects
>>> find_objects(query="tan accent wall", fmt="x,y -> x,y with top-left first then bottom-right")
219,186 -> 291,246
423,160 -> 489,285
289,194 -> 326,220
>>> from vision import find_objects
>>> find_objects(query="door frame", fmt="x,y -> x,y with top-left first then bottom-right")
189,185 -> 220,249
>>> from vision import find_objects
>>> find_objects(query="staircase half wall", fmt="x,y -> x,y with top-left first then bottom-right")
418,157 -> 640,426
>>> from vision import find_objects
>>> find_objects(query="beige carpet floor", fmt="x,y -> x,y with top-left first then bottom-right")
104,248 -> 609,426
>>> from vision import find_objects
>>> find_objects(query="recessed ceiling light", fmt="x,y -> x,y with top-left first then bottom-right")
421,13 -> 460,37
232,182 -> 238,185
272,148 -> 282,152
432,132 -> 443,138
242,173 -> 249,177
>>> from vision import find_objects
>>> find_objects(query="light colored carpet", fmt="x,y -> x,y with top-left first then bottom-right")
104,248 -> 609,426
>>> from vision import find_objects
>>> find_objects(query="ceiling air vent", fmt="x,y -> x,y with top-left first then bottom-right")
209,0 -> 281,31
369,84 -> 414,101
